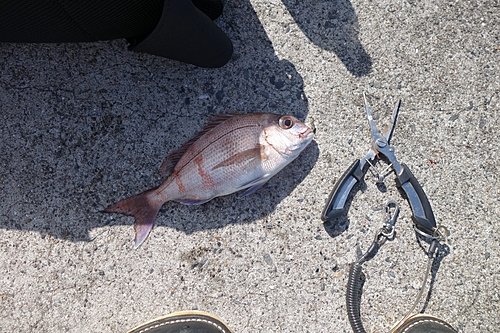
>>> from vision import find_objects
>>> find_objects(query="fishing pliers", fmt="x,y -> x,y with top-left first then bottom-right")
321,92 -> 437,237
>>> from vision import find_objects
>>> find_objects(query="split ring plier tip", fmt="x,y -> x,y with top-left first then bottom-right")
321,92 -> 437,237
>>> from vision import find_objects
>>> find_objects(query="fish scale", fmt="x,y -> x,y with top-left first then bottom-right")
104,112 -> 314,248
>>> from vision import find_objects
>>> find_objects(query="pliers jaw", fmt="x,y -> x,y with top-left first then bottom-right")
363,91 -> 401,165
358,93 -> 402,179
364,91 -> 399,142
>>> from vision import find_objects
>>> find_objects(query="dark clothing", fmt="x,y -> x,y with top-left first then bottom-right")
0,0 -> 164,42
131,0 -> 232,68
0,0 -> 232,67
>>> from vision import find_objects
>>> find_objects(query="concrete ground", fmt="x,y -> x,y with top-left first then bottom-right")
1,0 -> 498,332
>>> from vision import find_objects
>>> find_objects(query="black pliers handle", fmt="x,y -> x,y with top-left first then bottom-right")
321,93 -> 437,236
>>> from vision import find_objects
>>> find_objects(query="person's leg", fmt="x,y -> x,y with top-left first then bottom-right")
129,0 -> 233,68
0,0 -> 163,42
0,0 -> 232,67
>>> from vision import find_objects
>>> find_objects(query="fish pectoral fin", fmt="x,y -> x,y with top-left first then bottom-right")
213,147 -> 263,170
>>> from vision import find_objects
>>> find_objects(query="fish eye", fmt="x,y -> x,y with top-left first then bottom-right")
279,116 -> 294,129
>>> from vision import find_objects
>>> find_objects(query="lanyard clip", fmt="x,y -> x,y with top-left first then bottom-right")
381,200 -> 400,239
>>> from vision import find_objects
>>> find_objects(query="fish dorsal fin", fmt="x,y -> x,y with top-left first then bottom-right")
158,113 -> 237,177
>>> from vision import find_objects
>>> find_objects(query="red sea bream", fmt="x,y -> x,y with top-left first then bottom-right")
105,113 -> 314,248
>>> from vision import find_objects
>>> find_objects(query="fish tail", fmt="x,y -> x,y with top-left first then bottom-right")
104,189 -> 161,249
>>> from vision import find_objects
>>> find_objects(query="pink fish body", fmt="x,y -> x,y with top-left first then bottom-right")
105,113 -> 314,248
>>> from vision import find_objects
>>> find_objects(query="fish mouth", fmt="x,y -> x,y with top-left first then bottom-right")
299,127 -> 314,139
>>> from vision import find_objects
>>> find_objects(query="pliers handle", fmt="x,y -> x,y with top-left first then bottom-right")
321,94 -> 437,237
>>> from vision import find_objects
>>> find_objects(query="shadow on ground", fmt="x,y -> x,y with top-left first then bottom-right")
282,0 -> 372,76
0,0 -> 365,243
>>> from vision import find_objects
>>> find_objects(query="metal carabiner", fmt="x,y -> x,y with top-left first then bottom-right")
381,200 -> 400,239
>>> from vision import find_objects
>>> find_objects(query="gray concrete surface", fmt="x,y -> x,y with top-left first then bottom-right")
1,0 -> 498,332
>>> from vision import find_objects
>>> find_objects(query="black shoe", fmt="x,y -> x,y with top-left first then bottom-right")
127,310 -> 233,333
391,314 -> 457,333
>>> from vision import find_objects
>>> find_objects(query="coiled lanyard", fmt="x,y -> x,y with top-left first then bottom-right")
345,200 -> 450,333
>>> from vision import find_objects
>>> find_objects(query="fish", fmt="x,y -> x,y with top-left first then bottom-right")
104,112 -> 314,248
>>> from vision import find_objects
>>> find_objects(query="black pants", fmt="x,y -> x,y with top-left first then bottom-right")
0,0 -> 233,67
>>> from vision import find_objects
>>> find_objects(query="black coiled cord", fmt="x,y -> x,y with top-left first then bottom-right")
345,236 -> 440,333
346,238 -> 382,333
346,262 -> 367,333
